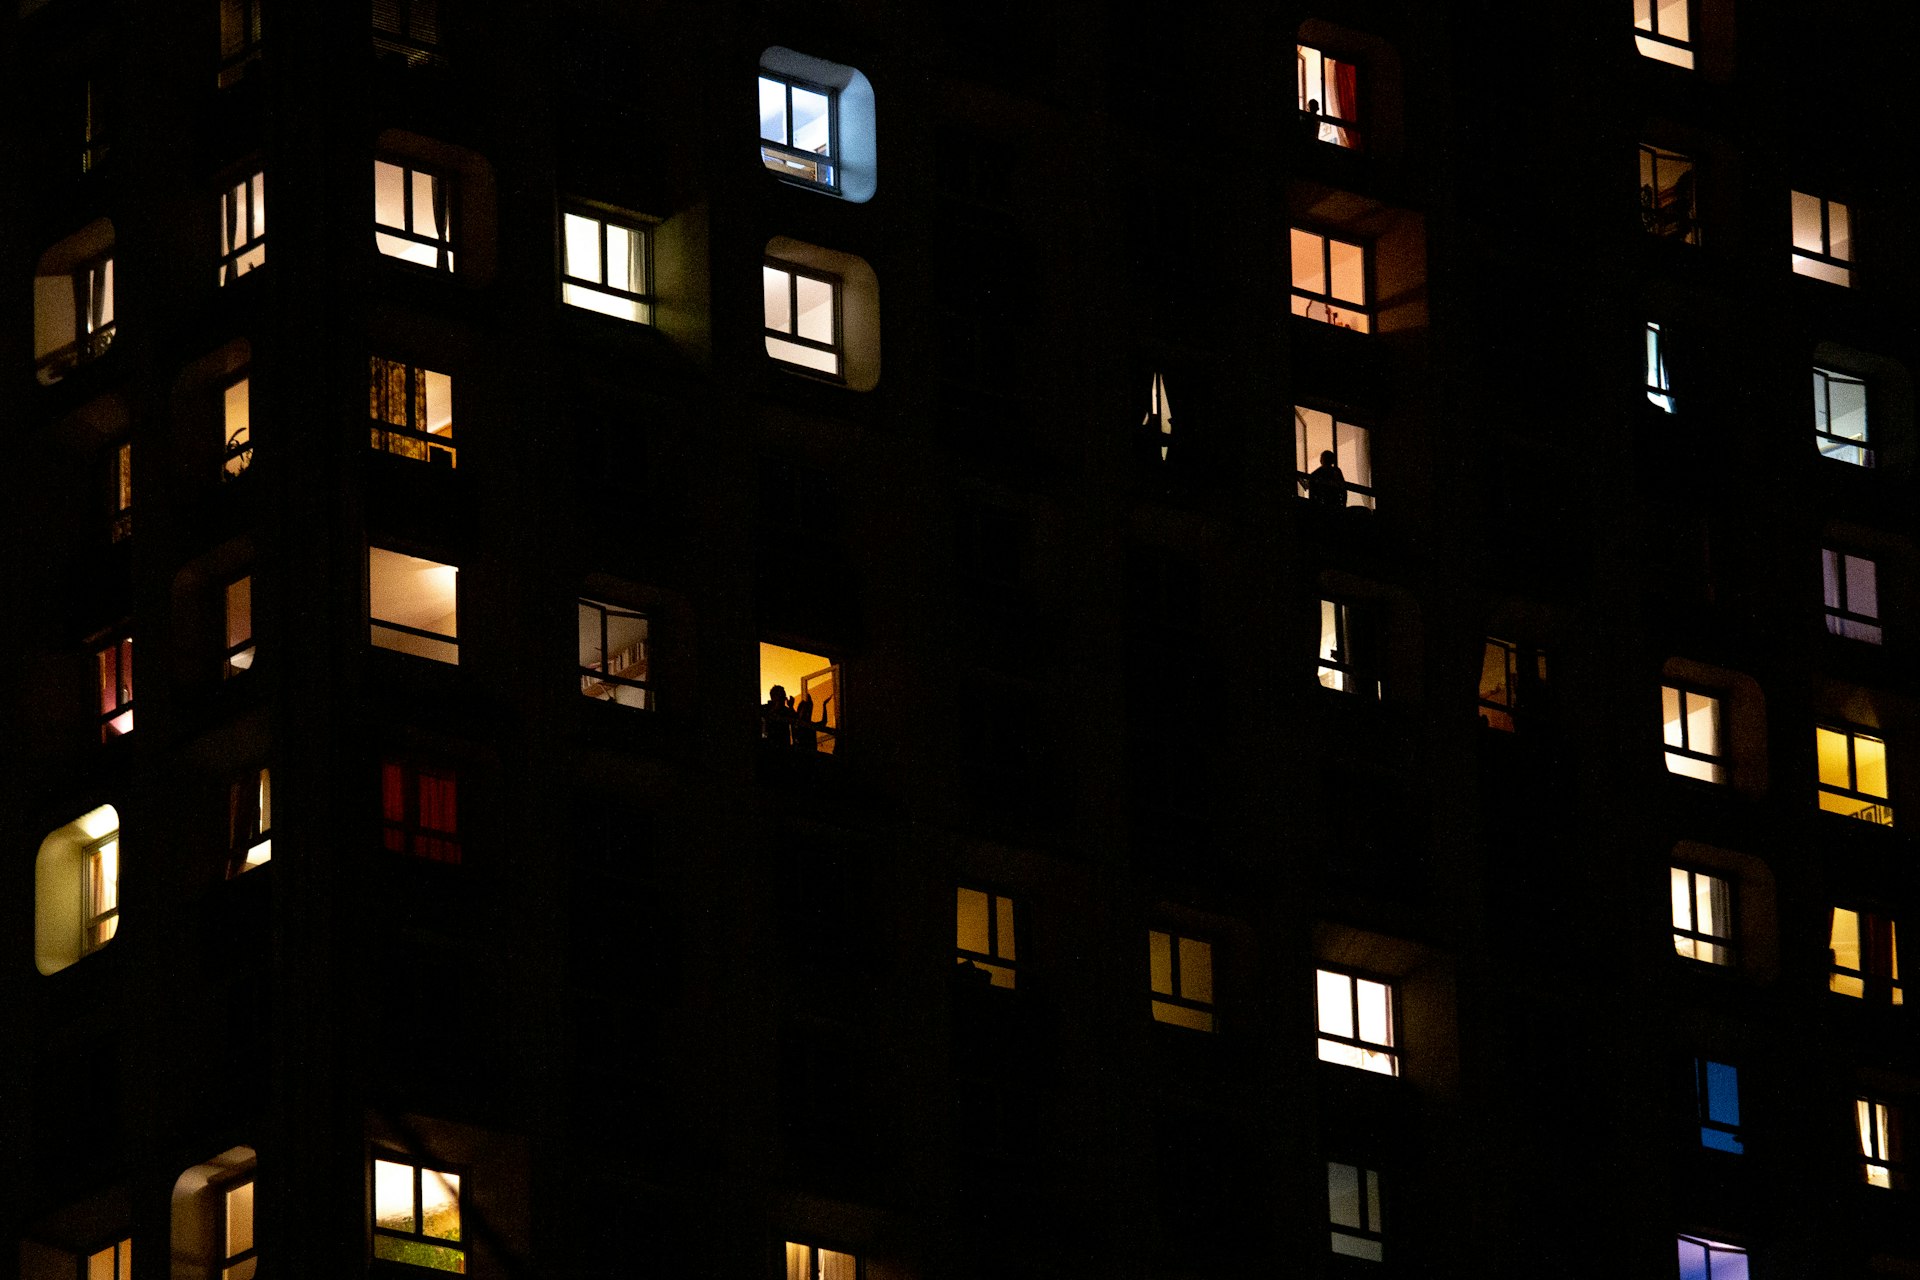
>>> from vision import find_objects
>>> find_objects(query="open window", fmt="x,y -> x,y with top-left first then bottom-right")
1694,1058 -> 1743,1153
1317,599 -> 1378,698
1640,145 -> 1698,244
218,170 -> 266,285
1791,191 -> 1852,287
375,159 -> 455,271
560,207 -> 653,324
1816,725 -> 1892,826
36,805 -> 120,974
577,598 -> 651,709
1148,929 -> 1215,1031
373,1153 -> 464,1270
1858,1097 -> 1906,1189
1661,684 -> 1724,783
1316,967 -> 1398,1076
1646,321 -> 1676,412
1822,549 -> 1882,643
1289,226 -> 1370,332
229,767 -> 271,874
759,641 -> 840,753
1634,0 -> 1696,68
369,357 -> 455,466
1830,906 -> 1901,1003
1296,44 -> 1359,148
218,0 -> 264,87
173,1148 -> 258,1280
1295,405 -> 1374,509
368,547 -> 459,664
1813,366 -> 1871,466
34,219 -> 115,385
956,886 -> 1019,989
380,760 -> 460,864
1671,866 -> 1734,965
1326,1161 -> 1384,1261
757,47 -> 877,202
225,575 -> 255,675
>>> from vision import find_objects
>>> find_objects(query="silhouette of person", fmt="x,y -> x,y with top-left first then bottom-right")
762,684 -> 794,747
793,689 -> 817,751
1307,449 -> 1349,508
1301,99 -> 1322,144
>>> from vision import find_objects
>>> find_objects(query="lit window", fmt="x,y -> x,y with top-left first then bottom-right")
1646,321 -> 1676,412
1694,1058 -> 1743,1154
1296,45 -> 1360,148
1149,930 -> 1214,1032
368,547 -> 459,664
1633,0 -> 1695,68
1326,1161 -> 1384,1261
1790,191 -> 1852,287
225,576 -> 255,676
369,357 -> 455,466
86,1239 -> 131,1280
1316,968 -> 1397,1076
1858,1097 -> 1906,1189
759,73 -> 837,188
380,761 -> 461,864
97,635 -> 134,741
1640,145 -> 1698,244
561,209 -> 652,324
107,441 -> 132,543
1822,549 -> 1882,644
374,160 -> 454,271
1670,867 -> 1733,965
1660,685 -> 1724,783
33,223 -> 116,385
1813,367 -> 1871,467
764,260 -> 842,377
957,887 -> 1018,989
1318,600 -> 1378,698
218,171 -> 266,285
372,0 -> 443,68
786,1242 -> 858,1280
223,375 -> 253,480
218,0 -> 264,87
1289,227 -> 1371,332
578,598 -> 652,709
1295,406 -> 1374,509
35,805 -> 120,974
1676,1235 -> 1746,1280
760,642 -> 840,753
223,1177 -> 258,1280
229,767 -> 272,874
1829,907 -> 1901,1003
1143,372 -> 1173,462
1815,726 -> 1892,826
372,1155 -> 464,1271
1479,638 -> 1545,733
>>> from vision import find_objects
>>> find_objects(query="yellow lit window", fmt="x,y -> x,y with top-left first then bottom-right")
83,829 -> 119,955
1289,227 -> 1370,332
759,642 -> 840,753
230,767 -> 271,874
368,548 -> 459,664
107,440 -> 132,543
1327,1161 -> 1384,1261
786,1242 -> 858,1280
1829,907 -> 1901,1004
223,375 -> 253,479
224,1177 -> 258,1280
36,805 -> 120,975
372,1156 -> 463,1272
1791,191 -> 1852,287
1143,372 -> 1173,462
1639,144 -> 1697,244
369,357 -> 455,466
1857,1097 -> 1905,1190
956,887 -> 1018,989
1660,685 -> 1724,783
34,240 -> 115,385
1816,726 -> 1892,826
1479,639 -> 1546,733
1149,930 -> 1215,1032
1633,0 -> 1694,68
1670,867 -> 1733,965
1316,968 -> 1397,1076
225,576 -> 255,676
85,1238 -> 131,1280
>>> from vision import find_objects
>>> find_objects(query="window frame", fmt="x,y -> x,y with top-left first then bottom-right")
1633,0 -> 1697,68
229,766 -> 272,875
218,1171 -> 258,1280
1815,724 -> 1892,826
80,827 -> 119,957
373,158 -> 456,273
1295,43 -> 1361,149
372,0 -> 445,68
217,0 -> 264,87
577,597 -> 653,709
1857,1095 -> 1907,1190
763,257 -> 845,379
379,759 -> 462,865
1148,928 -> 1216,1032
1676,1234 -> 1747,1278
1315,966 -> 1399,1077
1478,637 -> 1546,733
1693,1057 -> 1744,1154
1670,865 -> 1735,966
955,885 -> 1019,989
1821,548 -> 1883,644
1639,144 -> 1699,244
1289,225 -> 1373,333
1294,404 -> 1375,509
367,546 -> 460,664
1325,1159 -> 1385,1261
1645,320 -> 1676,413
218,170 -> 266,286
225,574 -> 256,677
1317,598 -> 1378,698
1660,683 -> 1725,784
370,1151 -> 465,1272
96,633 -> 134,741
559,206 -> 655,325
784,1241 -> 860,1280
1829,905 -> 1902,1004
1790,190 -> 1853,287
758,71 -> 840,191
35,250 -> 116,385
1813,366 -> 1872,467
83,1238 -> 132,1280
368,356 -> 456,466
223,372 -> 254,480
106,440 -> 132,544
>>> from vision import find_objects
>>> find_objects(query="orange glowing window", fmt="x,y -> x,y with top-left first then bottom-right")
1149,930 -> 1215,1032
1829,907 -> 1900,1003
372,1155 -> 464,1271
369,357 -> 455,466
1296,45 -> 1360,149
956,887 -> 1019,989
1289,228 -> 1371,332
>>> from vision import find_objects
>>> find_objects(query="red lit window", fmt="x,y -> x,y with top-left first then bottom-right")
380,760 -> 461,863
97,634 -> 133,741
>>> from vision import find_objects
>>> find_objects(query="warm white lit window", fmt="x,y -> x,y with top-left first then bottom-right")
222,1177 -> 257,1280
86,1239 -> 132,1280
1646,321 -> 1676,412
218,0 -> 263,87
36,805 -> 120,974
1676,1235 -> 1746,1280
1661,685 -> 1724,783
34,224 -> 116,385
956,886 -> 1018,989
1830,907 -> 1901,1003
760,642 -> 841,753
230,767 -> 271,874
786,1241 -> 858,1280
1858,1097 -> 1905,1190
369,356 -> 455,465
97,634 -> 134,741
218,171 -> 266,285
374,160 -> 454,271
578,598 -> 652,709
368,547 -> 459,664
1633,0 -> 1695,68
1813,367 -> 1871,467
1149,930 -> 1214,1031
1143,372 -> 1173,462
1640,145 -> 1698,244
1671,867 -> 1733,965
1295,406 -> 1373,509
373,0 -> 442,68
763,260 -> 842,377
759,73 -> 837,188
1822,550 -> 1882,644
1791,191 -> 1852,287
561,209 -> 652,324
1327,1161 -> 1384,1261
1816,726 -> 1892,826
373,1155 -> 464,1271
225,575 -> 255,676
1695,1058 -> 1743,1154
223,375 -> 253,479
1316,968 -> 1397,1076
1318,600 -> 1377,697
1290,227 -> 1370,332
1296,45 -> 1359,148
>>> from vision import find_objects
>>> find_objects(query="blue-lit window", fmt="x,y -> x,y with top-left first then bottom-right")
1676,1234 -> 1747,1280
1646,321 -> 1675,412
1695,1059 -> 1742,1154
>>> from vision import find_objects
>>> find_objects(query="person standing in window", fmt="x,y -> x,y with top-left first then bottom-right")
1308,450 -> 1350,507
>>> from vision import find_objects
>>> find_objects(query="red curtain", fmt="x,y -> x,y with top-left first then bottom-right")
1333,60 -> 1361,150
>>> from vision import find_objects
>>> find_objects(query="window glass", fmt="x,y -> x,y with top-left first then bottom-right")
1295,406 -> 1374,509
223,377 -> 253,479
955,887 -> 1018,988
1327,1161 -> 1384,1260
1791,191 -> 1853,286
1670,867 -> 1732,965
1639,145 -> 1698,243
759,642 -> 840,752
218,171 -> 267,285
368,548 -> 459,663
1660,685 -> 1724,783
1696,1059 -> 1743,1153
1296,45 -> 1360,148
1149,930 -> 1215,1031
372,1156 -> 464,1271
1822,550 -> 1882,643
1858,1097 -> 1905,1189
561,209 -> 652,324
1813,367 -> 1871,466
1676,1236 -> 1748,1280
1815,726 -> 1892,825
1316,968 -> 1397,1075
1633,0 -> 1695,67
373,160 -> 455,271
1289,228 -> 1371,332
578,599 -> 652,709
